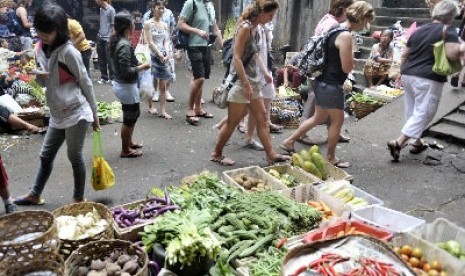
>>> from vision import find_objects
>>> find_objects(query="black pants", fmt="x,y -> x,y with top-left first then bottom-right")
80,48 -> 92,78
96,37 -> 113,81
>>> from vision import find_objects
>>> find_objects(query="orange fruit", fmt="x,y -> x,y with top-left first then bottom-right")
401,245 -> 413,256
439,272 -> 448,276
393,246 -> 401,255
412,247 -> 423,259
423,263 -> 431,272
409,257 -> 420,268
430,261 -> 442,272
401,254 -> 410,262
428,270 -> 439,276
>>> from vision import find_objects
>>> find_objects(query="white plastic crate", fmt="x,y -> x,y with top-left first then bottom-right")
351,205 -> 425,234
222,166 -> 287,192
316,182 -> 384,210
410,218 -> 465,272
392,233 -> 465,276
264,164 -> 320,187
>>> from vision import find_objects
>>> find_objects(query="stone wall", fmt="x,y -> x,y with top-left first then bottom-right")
272,0 -> 382,51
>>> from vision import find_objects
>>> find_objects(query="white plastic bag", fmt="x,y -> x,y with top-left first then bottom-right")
139,69 -> 154,97
134,30 -> 151,64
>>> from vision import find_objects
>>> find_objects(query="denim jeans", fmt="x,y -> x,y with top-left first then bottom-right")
30,120 -> 90,200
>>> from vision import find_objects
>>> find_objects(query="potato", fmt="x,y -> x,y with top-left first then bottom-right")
90,259 -> 107,271
122,260 -> 139,274
243,180 -> 252,189
116,254 -> 131,266
105,262 -> 122,276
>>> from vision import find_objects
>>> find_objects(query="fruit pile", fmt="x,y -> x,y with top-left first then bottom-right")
393,245 -> 447,276
233,174 -> 271,191
437,240 -> 465,260
267,169 -> 299,187
291,145 -> 328,180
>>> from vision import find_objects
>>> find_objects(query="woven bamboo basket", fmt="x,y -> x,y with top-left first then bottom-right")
65,239 -> 148,276
52,202 -> 114,259
0,251 -> 64,276
349,101 -> 383,119
0,210 -> 59,263
16,108 -> 45,120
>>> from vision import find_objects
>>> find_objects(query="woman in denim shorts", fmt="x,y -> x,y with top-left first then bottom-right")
281,1 -> 375,168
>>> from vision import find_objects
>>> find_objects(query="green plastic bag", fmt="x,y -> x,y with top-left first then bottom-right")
91,131 -> 115,191
432,26 -> 462,76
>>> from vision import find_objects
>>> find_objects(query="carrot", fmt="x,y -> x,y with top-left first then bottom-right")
320,201 -> 331,213
307,200 -> 321,208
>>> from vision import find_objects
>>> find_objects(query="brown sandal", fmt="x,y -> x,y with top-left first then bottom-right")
210,155 -> 235,166
387,140 -> 401,161
409,143 -> 428,154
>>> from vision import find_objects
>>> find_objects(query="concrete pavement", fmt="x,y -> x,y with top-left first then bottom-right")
2,55 -> 465,229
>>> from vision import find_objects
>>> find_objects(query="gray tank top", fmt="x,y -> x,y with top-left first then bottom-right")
228,20 -> 259,85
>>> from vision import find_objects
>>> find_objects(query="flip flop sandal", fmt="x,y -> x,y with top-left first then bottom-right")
120,150 -> 143,158
14,195 -> 45,206
130,143 -> 143,149
159,114 -> 173,120
236,125 -> 246,133
409,143 -> 428,154
210,155 -> 235,166
148,109 -> 159,115
196,111 -> 214,118
268,154 -> 291,165
387,140 -> 401,161
270,125 -> 283,133
330,157 -> 351,168
186,115 -> 199,125
279,144 -> 295,154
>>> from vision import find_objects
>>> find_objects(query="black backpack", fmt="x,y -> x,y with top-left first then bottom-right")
298,26 -> 348,78
172,0 -> 196,49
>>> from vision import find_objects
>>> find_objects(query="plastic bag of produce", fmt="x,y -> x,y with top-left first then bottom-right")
91,130 -> 115,191
139,69 -> 153,97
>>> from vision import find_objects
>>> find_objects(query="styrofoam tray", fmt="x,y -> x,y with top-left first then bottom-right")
222,166 -> 287,192
392,232 -> 465,276
351,205 -> 425,234
316,182 -> 384,210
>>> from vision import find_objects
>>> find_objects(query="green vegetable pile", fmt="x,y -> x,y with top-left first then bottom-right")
248,247 -> 287,276
28,79 -> 46,105
347,92 -> 382,104
140,208 -> 222,267
97,101 -> 122,124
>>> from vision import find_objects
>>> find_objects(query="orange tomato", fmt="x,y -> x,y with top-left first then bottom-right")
401,245 -> 413,256
409,257 -> 420,268
430,261 -> 442,272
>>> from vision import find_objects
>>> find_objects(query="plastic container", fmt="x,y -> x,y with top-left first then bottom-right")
264,164 -> 320,187
351,205 -> 425,234
303,219 -> 394,243
223,166 -> 287,192
392,233 -> 464,276
316,182 -> 384,210
410,218 -> 465,272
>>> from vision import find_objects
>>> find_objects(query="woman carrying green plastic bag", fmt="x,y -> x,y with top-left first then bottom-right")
92,130 -> 115,191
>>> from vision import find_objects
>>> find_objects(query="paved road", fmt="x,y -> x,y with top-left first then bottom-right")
2,53 -> 465,229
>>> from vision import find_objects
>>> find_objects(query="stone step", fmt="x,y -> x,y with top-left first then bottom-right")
375,7 -> 430,18
427,122 -> 465,144
443,112 -> 465,126
352,70 -> 368,87
354,58 -> 368,72
382,0 -> 427,9
374,16 -> 431,28
458,105 -> 465,113
356,46 -> 371,60
360,36 -> 378,48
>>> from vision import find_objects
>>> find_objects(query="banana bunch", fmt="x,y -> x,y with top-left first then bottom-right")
333,187 -> 369,208
223,18 -> 236,41
291,145 -> 329,180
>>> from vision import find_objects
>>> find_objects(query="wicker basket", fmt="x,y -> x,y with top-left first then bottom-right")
52,202 -> 114,259
0,252 -> 64,276
65,239 -> 148,276
349,101 -> 383,119
0,210 -> 59,263
16,108 -> 45,120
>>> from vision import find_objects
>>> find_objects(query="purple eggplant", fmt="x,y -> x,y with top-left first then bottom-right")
156,205 -> 179,215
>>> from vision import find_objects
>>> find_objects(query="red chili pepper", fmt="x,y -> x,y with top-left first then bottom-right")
309,259 -> 325,269
276,238 -> 287,248
326,264 -> 337,276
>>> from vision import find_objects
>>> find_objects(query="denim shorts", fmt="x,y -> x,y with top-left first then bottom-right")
227,80 -> 262,104
151,56 -> 172,80
313,80 -> 344,110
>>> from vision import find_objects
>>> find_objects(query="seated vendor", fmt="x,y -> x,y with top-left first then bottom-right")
0,105 -> 46,134
275,53 -> 305,89
364,29 -> 394,88
0,38 -> 26,72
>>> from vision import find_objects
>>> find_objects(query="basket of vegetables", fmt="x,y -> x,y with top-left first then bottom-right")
52,202 -> 114,259
0,210 -> 59,263
0,251 -> 64,276
65,239 -> 148,276
111,193 -> 179,242
347,93 -> 384,119
264,164 -> 320,188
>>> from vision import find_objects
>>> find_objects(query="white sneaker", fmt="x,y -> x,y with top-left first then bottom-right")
166,91 -> 175,102
152,91 -> 160,102
97,78 -> 110,84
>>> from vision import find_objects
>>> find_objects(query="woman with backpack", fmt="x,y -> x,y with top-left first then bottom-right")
280,1 -> 375,168
210,0 -> 290,166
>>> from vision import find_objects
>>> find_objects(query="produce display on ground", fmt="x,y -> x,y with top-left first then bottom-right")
1,170 -> 464,276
